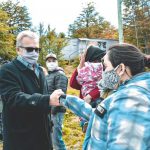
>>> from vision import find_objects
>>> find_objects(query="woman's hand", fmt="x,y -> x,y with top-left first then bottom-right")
78,52 -> 86,70
83,94 -> 92,104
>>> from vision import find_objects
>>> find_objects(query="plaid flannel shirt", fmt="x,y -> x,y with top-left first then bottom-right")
61,72 -> 150,150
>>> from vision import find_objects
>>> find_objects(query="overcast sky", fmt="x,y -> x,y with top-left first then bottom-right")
1,0 -> 118,34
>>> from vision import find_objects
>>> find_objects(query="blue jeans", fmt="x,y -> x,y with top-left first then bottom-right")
51,112 -> 66,150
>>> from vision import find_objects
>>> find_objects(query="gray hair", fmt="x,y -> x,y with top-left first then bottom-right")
16,30 -> 39,48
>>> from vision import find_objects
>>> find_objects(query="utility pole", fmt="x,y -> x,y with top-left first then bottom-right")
117,0 -> 123,43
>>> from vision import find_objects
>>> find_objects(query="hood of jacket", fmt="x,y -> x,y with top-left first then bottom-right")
121,72 -> 150,92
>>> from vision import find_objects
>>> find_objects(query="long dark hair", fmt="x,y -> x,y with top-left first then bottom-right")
107,43 -> 149,76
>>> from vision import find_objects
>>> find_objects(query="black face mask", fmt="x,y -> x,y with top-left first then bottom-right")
85,46 -> 106,62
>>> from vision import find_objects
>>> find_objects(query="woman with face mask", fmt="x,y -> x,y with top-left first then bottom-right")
56,43 -> 150,150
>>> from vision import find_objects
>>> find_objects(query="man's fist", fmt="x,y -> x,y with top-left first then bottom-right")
49,89 -> 64,106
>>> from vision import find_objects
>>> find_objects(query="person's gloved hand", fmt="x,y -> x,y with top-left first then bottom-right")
83,94 -> 92,103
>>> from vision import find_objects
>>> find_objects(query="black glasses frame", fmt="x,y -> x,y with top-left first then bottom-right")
19,46 -> 41,53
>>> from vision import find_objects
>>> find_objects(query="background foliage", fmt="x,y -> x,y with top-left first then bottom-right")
0,9 -> 15,60
0,0 -> 32,35
123,0 -> 150,54
37,23 -> 68,66
68,2 -> 118,39
0,0 -> 149,62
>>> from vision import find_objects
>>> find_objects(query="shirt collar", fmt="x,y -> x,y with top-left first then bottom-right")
17,55 -> 40,78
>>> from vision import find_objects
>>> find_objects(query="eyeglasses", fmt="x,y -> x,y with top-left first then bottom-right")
19,46 -> 41,53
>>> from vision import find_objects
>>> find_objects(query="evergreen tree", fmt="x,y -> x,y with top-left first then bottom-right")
0,9 -> 15,60
68,2 -> 118,39
123,0 -> 150,53
37,24 -> 68,65
0,0 -> 32,35
45,25 -> 68,60
38,23 -> 47,66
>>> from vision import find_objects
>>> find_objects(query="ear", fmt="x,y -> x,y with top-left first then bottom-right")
118,63 -> 126,76
16,48 -> 19,54
16,47 -> 22,55
16,47 -> 19,51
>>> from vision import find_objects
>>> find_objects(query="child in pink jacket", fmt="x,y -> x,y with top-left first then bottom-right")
76,45 -> 105,106
77,62 -> 103,99
76,45 -> 105,132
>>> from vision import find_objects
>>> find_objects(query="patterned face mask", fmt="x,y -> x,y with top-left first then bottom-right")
98,65 -> 120,90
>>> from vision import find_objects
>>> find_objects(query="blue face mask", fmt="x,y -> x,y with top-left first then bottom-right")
22,50 -> 39,64
98,65 -> 120,90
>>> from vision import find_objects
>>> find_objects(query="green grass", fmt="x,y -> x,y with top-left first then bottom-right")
0,141 -> 2,150
63,110 -> 84,150
63,85 -> 85,149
